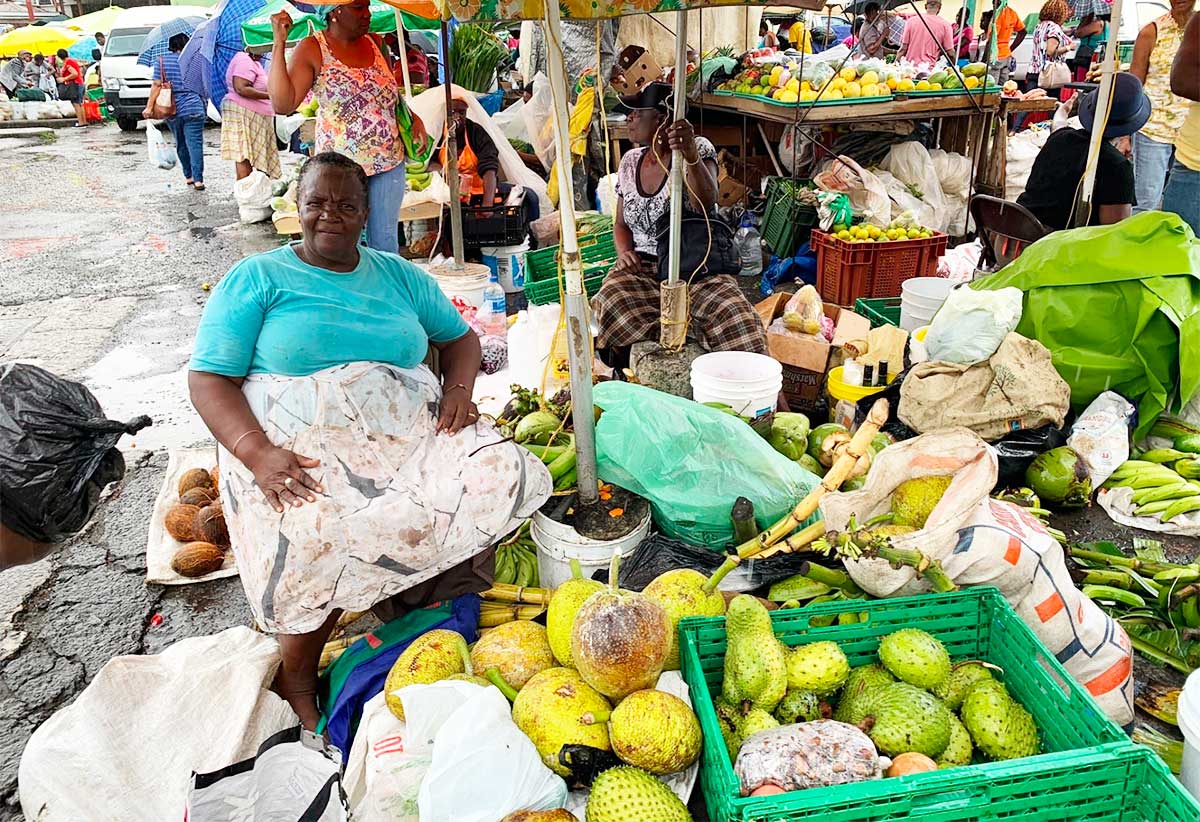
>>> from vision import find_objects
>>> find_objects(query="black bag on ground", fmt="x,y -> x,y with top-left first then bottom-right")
654,208 -> 739,282
993,423 -> 1070,491
0,363 -> 151,543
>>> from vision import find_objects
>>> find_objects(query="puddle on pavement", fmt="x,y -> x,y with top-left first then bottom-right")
188,226 -> 218,240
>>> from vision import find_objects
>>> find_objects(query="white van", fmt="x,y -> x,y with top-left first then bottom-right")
102,5 -> 214,131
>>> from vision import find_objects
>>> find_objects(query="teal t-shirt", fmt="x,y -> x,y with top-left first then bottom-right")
189,244 -> 470,377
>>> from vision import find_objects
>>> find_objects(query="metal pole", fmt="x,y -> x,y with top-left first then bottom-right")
1077,0 -> 1122,222
394,9 -> 413,100
664,9 -> 689,288
543,4 -> 598,505
440,20 -> 466,267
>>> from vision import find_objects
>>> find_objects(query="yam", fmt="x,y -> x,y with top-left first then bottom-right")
179,487 -> 215,507
178,468 -> 213,497
164,504 -> 202,542
171,541 -> 225,577
194,503 -> 230,548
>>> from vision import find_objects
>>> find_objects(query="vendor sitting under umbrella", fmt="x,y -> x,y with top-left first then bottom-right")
1017,73 -> 1150,230
593,82 -> 767,370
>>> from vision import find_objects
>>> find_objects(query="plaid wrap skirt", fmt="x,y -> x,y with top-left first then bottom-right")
220,99 -> 282,179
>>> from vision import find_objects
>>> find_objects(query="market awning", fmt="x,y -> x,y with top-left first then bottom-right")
242,0 -> 437,47
0,24 -> 79,58
429,0 -> 816,22
51,6 -> 125,35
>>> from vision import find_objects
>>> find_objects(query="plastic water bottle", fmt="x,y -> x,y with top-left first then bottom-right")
736,214 -> 763,278
479,268 -> 508,338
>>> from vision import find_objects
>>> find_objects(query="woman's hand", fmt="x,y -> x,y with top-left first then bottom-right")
666,120 -> 700,164
243,443 -> 323,512
612,249 -> 643,277
410,113 -> 429,152
438,384 -> 478,435
270,10 -> 293,45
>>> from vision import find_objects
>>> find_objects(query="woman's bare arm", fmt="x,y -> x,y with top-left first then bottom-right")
1171,13 -> 1200,101
1129,23 -> 1155,83
431,331 -> 482,434
233,75 -> 272,101
268,14 -> 320,114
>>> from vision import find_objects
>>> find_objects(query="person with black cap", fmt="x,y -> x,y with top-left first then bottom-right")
593,83 -> 767,368
1016,72 -> 1150,231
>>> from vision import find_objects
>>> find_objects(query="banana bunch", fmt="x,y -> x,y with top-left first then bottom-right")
521,438 -> 578,493
407,158 -> 433,192
1102,458 -> 1200,522
495,537 -> 540,587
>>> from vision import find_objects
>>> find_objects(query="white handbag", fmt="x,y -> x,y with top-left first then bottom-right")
1038,60 -> 1071,90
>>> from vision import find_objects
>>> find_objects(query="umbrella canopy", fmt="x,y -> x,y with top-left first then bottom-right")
136,15 -> 207,66
67,34 -> 100,60
52,6 -> 125,35
426,0 -> 805,22
242,0 -> 436,46
0,25 -> 79,58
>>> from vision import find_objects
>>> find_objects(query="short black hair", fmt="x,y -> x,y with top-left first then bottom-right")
865,2 -> 882,13
298,152 -> 370,206
56,48 -> 68,59
168,32 -> 189,52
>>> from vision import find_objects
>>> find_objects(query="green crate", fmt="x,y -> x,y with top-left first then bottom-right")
523,231 -> 616,306
853,297 -> 901,328
679,587 -> 1133,822
761,178 -> 819,258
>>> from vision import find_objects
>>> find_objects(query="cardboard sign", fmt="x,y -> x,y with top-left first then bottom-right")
612,45 -> 664,95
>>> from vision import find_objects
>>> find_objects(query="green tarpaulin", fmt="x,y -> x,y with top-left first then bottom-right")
242,0 -> 437,47
973,212 -> 1200,437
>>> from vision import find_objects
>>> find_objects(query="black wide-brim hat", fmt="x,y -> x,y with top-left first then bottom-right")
1079,72 -> 1153,140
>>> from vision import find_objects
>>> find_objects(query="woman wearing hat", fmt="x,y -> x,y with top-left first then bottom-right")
267,0 -> 428,254
1017,73 -> 1150,230
592,82 -> 766,369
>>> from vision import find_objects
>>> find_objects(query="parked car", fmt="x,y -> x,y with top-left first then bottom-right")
101,5 -> 214,132
1010,0 -> 1168,80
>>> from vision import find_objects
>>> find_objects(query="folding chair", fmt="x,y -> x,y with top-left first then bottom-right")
969,194 -> 1050,271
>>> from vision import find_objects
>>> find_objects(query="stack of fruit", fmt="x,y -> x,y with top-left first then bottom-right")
829,220 -> 936,244
714,596 -> 1041,796
164,467 -> 230,578
494,524 -> 541,587
922,63 -> 988,91
718,63 -> 896,104
406,157 -> 433,193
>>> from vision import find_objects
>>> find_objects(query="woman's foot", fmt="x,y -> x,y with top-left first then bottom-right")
185,179 -> 194,187
193,182 -> 206,191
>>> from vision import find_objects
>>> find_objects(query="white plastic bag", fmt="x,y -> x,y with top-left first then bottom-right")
413,683 -> 568,821
146,124 -> 176,170
882,141 -> 949,233
522,72 -> 557,171
493,96 -> 530,143
936,237 -> 983,282
344,692 -> 429,822
235,170 -> 275,224
924,286 -> 1023,365
779,124 -> 817,176
876,169 -> 938,231
814,155 -> 890,226
929,148 -> 972,197
1005,129 -> 1050,201
1069,391 -> 1136,487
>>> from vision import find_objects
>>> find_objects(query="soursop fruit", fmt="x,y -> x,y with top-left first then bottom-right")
932,661 -> 995,711
721,595 -> 788,713
585,766 -> 689,822
737,707 -> 781,742
865,682 -> 952,758
936,714 -> 973,768
960,679 -> 1040,761
786,641 -> 850,696
775,687 -> 822,724
890,476 -> 952,528
833,664 -> 895,724
879,628 -> 951,690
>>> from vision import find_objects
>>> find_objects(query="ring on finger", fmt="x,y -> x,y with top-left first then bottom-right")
285,477 -> 295,487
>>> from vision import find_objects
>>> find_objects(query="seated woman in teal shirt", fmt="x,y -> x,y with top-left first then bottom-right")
189,152 -> 550,729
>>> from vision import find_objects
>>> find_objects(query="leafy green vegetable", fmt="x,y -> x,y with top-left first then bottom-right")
449,24 -> 509,93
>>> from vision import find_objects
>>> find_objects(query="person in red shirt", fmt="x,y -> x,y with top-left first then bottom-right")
55,48 -> 86,127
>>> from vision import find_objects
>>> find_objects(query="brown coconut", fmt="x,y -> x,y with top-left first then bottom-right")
210,465 -> 220,493
164,504 -> 202,542
179,486 -> 216,507
171,541 -> 225,577
570,553 -> 670,701
502,812 -> 579,822
178,468 -> 213,497
195,503 -> 229,547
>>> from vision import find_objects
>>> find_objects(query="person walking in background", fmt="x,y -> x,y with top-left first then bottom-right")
220,47 -> 280,181
1161,10 -> 1199,232
758,19 -> 779,49
1070,13 -> 1106,80
2,51 -> 34,99
93,31 -> 106,83
859,3 -> 890,57
28,54 -> 58,99
1129,0 -> 1195,212
898,0 -> 954,65
953,8 -> 975,63
145,33 -> 208,190
55,48 -> 86,127
787,15 -> 814,52
267,0 -> 428,254
1028,0 -> 1072,97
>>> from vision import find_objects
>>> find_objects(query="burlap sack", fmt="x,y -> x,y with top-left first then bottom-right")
819,429 -> 1135,728
898,333 -> 1070,441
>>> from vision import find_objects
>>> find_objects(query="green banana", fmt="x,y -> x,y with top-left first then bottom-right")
1160,497 -> 1200,522
546,447 -> 577,482
1153,567 -> 1200,584
1132,483 -> 1200,505
1174,434 -> 1200,454
1183,595 -> 1200,629
1136,499 -> 1184,516
1083,585 -> 1147,608
495,546 -> 515,584
1176,458 -> 1200,479
1140,449 -> 1192,464
521,443 -> 568,462
554,466 -> 578,492
1125,473 -> 1185,490
515,551 -> 533,586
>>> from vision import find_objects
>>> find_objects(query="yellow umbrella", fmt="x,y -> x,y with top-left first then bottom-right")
53,6 -> 126,35
0,26 -> 80,59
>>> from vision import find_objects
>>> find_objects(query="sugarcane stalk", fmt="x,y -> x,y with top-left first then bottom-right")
335,610 -> 368,629
1129,634 -> 1192,674
709,400 -> 889,581
318,630 -> 370,670
482,582 -> 553,605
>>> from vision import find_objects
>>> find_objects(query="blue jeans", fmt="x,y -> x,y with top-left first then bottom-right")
1162,159 -> 1200,235
169,113 -> 205,184
1132,131 -> 1174,213
366,163 -> 406,254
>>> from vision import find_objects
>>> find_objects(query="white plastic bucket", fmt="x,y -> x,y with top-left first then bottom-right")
428,261 -> 490,309
1179,668 -> 1200,801
690,352 -> 782,421
899,277 -> 956,332
530,508 -> 651,590
482,241 -> 530,292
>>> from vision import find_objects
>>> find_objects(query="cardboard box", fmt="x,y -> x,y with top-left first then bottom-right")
755,293 -> 872,414
612,45 -> 664,96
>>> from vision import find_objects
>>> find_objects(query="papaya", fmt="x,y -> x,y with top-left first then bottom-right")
927,71 -> 948,86
943,74 -> 964,90
962,62 -> 988,77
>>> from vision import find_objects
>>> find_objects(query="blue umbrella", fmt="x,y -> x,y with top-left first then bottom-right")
181,0 -> 268,109
67,34 -> 99,61
136,15 -> 207,67
179,17 -> 218,98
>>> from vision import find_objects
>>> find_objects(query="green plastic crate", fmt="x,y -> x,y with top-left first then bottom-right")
523,232 -> 616,306
853,297 -> 901,328
761,177 -> 819,258
679,588 -> 1132,822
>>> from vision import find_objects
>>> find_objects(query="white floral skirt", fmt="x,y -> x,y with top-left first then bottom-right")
218,362 -> 551,634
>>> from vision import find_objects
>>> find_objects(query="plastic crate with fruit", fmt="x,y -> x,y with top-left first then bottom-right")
813,227 -> 948,306
761,178 -> 819,257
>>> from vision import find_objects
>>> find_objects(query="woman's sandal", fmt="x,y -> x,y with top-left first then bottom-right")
193,183 -> 206,191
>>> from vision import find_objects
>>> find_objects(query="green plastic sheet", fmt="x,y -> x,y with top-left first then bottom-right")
972,212 -> 1200,437
594,381 -> 820,547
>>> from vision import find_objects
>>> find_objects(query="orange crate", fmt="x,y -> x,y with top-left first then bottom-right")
813,229 -> 948,305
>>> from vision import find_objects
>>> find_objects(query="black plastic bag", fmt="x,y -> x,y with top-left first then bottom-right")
993,424 -> 1070,491
0,364 -> 151,543
593,533 -> 817,593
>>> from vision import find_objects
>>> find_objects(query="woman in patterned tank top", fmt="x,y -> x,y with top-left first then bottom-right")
266,0 -> 428,254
